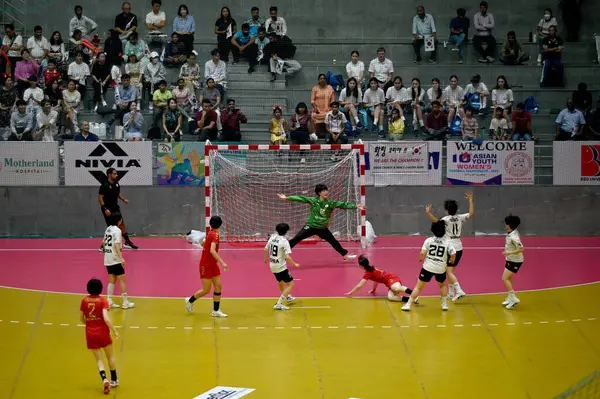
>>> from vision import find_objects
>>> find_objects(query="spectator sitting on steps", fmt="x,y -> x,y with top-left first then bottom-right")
473,1 -> 496,63
246,7 -> 265,36
536,8 -> 558,64
108,74 -> 138,127
204,49 -> 227,99
448,8 -> 470,64
74,120 -> 99,141
500,31 -> 530,65
266,6 -> 287,40
325,101 -> 348,144
219,98 -> 247,142
269,51 -> 302,82
555,98 -> 585,141
412,5 -> 437,64
35,100 -> 59,141
346,51 -> 365,89
387,108 -> 405,141
464,74 -> 489,115
424,101 -> 448,141
145,0 -> 168,52
143,52 -> 167,110
511,103 -> 533,141
269,106 -> 288,144
9,100 -> 33,141
163,32 -> 187,66
368,47 -> 394,92
489,107 -> 510,140
231,23 -> 258,73
461,106 -> 480,141
195,98 -> 218,141
123,101 -> 144,141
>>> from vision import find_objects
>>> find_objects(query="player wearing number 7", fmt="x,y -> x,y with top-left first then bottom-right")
425,192 -> 474,302
277,184 -> 365,260
402,220 -> 456,312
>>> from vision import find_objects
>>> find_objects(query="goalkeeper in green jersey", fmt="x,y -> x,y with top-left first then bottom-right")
277,184 -> 365,260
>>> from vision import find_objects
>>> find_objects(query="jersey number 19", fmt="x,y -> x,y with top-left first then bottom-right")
270,244 -> 279,260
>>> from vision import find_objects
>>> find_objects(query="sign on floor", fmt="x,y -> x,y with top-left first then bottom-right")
193,386 -> 255,399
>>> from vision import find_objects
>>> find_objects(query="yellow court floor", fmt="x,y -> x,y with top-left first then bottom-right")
1,284 -> 600,399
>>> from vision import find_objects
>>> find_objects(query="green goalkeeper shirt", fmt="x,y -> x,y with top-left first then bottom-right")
286,196 -> 357,229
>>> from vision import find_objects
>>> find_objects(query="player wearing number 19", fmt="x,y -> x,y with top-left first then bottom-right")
80,278 -> 120,395
264,223 -> 300,310
425,192 -> 474,302
277,184 -> 365,260
402,220 -> 456,312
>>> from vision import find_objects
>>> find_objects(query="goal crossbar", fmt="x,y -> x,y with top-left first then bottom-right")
204,142 -> 367,248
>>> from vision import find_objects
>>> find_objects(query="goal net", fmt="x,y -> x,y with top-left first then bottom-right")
205,142 -> 366,247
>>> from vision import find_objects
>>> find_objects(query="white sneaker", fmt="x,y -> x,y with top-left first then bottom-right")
414,297 -> 420,305
286,295 -> 295,303
123,243 -> 132,249
98,246 -> 104,253
149,104 -> 154,111
344,254 -> 357,260
185,298 -> 194,313
441,302 -> 449,311
102,101 -> 108,107
108,301 -> 120,309
122,302 -> 135,309
188,117 -> 194,122
94,104 -> 98,112
505,298 -> 520,309
212,310 -> 228,317
274,303 -> 289,310
501,298 -> 510,305
401,303 -> 411,311
110,380 -> 119,388
452,290 -> 466,302
537,54 -> 542,64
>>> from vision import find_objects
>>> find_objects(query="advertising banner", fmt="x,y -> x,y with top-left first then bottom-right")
0,142 -> 59,186
446,141 -> 534,185
156,142 -> 205,186
553,141 -> 600,185
365,141 -> 442,186
64,142 -> 153,186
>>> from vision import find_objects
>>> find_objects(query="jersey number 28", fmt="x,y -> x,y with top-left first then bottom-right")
428,245 -> 446,258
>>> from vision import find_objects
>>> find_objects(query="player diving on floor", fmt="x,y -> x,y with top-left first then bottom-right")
277,184 -> 365,260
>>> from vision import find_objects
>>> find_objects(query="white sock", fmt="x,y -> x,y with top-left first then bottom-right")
448,284 -> 455,295
277,295 -> 284,305
508,290 -> 517,300
378,124 -> 383,130
354,116 -> 359,123
419,120 -> 424,126
122,293 -> 128,303
441,297 -> 448,306
107,283 -> 115,301
374,118 -> 379,125
454,282 -> 462,292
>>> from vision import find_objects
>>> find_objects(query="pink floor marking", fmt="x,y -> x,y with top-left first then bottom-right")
0,237 -> 599,298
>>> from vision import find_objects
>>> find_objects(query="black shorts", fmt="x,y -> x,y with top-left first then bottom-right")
102,207 -> 122,226
505,261 -> 523,274
273,269 -> 294,283
418,268 -> 447,283
448,250 -> 463,267
106,263 -> 125,276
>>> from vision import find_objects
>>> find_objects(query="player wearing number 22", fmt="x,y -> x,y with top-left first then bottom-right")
185,216 -> 229,317
80,278 -> 120,395
277,184 -> 365,260
426,192 -> 474,302
402,220 -> 457,312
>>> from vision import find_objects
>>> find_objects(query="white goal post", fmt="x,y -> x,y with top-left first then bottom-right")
204,142 -> 367,248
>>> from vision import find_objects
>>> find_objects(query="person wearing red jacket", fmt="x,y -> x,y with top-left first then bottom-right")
219,98 -> 247,141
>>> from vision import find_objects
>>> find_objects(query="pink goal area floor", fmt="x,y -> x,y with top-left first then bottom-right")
1,236 -> 599,298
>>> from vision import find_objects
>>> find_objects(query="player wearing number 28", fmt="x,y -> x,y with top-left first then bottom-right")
425,192 -> 474,302
402,220 -> 456,312
277,184 -> 365,261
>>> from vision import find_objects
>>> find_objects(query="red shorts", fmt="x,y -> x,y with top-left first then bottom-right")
200,263 -> 221,279
386,278 -> 401,289
86,333 -> 112,350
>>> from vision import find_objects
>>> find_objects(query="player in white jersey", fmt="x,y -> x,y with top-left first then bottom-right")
102,212 -> 134,309
502,215 -> 525,309
264,223 -> 300,310
426,192 -> 474,302
402,220 -> 456,312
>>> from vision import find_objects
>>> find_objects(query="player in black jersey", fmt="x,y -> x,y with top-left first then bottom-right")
98,168 -> 138,250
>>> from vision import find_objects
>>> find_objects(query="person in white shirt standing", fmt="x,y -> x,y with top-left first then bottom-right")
145,0 -> 167,53
425,192 -> 474,302
204,49 -> 228,99
264,223 -> 300,310
103,212 -> 135,310
402,220 -> 456,311
69,5 -> 98,40
412,6 -> 437,63
502,215 -> 525,309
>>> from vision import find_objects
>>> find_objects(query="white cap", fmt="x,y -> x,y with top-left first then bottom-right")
150,51 -> 159,59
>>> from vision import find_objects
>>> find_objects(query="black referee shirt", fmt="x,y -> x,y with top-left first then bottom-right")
99,180 -> 120,211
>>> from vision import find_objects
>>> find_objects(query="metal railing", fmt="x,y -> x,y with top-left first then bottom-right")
1,0 -> 27,36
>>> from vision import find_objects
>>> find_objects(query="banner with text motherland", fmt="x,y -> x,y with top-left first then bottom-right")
446,141 -> 534,185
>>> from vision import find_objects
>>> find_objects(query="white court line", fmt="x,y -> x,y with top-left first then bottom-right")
0,246 -> 598,252
294,306 -> 331,309
2,281 -> 598,300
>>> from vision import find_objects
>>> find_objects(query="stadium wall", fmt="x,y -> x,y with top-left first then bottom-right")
1,186 -> 599,237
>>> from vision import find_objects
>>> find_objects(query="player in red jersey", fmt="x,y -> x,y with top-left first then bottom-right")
185,216 -> 230,317
80,278 -> 120,395
345,255 -> 414,302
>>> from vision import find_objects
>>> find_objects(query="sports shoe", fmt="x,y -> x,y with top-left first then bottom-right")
356,120 -> 364,129
124,241 -> 138,250
212,310 -> 228,317
537,54 -> 542,64
103,379 -> 110,395
486,56 -> 495,63
185,298 -> 194,313
501,298 -> 510,305
286,295 -> 295,303
452,290 -> 466,302
148,104 -> 153,111
274,303 -> 289,310
505,298 -> 520,309
344,254 -> 357,261
110,380 -> 119,388
108,301 -> 120,309
401,303 -> 411,311
441,302 -> 449,311
122,302 -> 135,309
414,297 -> 420,305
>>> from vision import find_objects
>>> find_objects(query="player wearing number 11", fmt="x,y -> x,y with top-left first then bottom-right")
277,184 -> 365,260
425,192 -> 474,302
